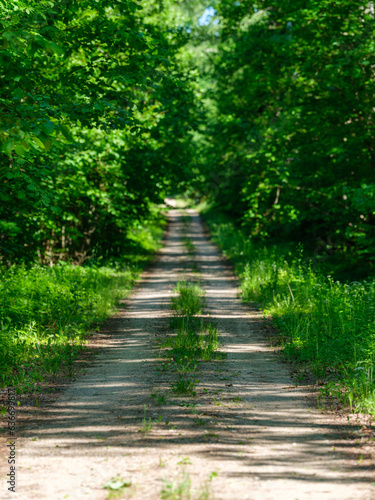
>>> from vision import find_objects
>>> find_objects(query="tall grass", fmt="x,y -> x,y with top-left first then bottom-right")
202,208 -> 375,414
0,216 -> 166,391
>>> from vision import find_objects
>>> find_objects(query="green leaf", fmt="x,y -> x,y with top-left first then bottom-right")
30,136 -> 46,150
41,121 -> 56,135
102,478 -> 131,490
14,144 -> 25,156
59,125 -> 73,142
21,140 -> 30,151
47,42 -> 64,56
2,141 -> 13,154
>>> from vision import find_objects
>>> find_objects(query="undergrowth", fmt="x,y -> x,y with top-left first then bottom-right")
0,215 -> 166,392
201,206 -> 375,415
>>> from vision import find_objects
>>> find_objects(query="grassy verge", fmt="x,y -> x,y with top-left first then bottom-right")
201,206 -> 375,415
0,213 -> 166,392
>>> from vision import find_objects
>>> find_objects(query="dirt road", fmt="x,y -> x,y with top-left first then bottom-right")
5,210 -> 375,499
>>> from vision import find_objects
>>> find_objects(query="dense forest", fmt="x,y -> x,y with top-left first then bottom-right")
2,0 -> 375,268
1,0 -> 198,264
1,1 -> 375,411
198,0 -> 375,277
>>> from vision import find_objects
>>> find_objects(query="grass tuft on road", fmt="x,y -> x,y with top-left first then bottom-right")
161,470 -> 215,500
161,280 -> 224,397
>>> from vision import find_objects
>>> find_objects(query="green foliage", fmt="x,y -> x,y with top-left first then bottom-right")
171,375 -> 198,396
0,263 -> 133,389
203,207 -> 375,414
0,0 -> 183,155
194,0 -> 375,269
161,471 -> 191,500
103,476 -> 132,499
139,405 -> 153,433
160,471 -> 215,500
0,0 -> 198,264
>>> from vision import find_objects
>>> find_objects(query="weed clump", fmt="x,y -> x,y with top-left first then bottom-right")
171,282 -> 203,316
162,279 -> 225,398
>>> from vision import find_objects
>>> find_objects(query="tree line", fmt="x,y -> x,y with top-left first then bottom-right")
0,0 -> 198,264
196,0 -> 375,273
1,0 -> 375,274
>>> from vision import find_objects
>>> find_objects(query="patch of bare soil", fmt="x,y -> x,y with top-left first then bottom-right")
1,210 -> 374,500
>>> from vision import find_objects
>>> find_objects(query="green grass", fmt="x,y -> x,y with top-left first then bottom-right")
171,375 -> 198,396
138,405 -> 153,433
168,283 -> 222,364
0,215 -> 166,392
202,206 -> 375,415
161,280 -> 224,397
161,471 -> 191,500
151,390 -> 168,405
171,282 -> 203,316
161,471 -> 215,500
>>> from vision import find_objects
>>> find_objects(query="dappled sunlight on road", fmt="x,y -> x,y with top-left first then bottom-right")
14,210 -> 375,500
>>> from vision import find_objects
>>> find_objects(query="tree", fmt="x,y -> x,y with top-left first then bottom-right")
0,0 -> 199,262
